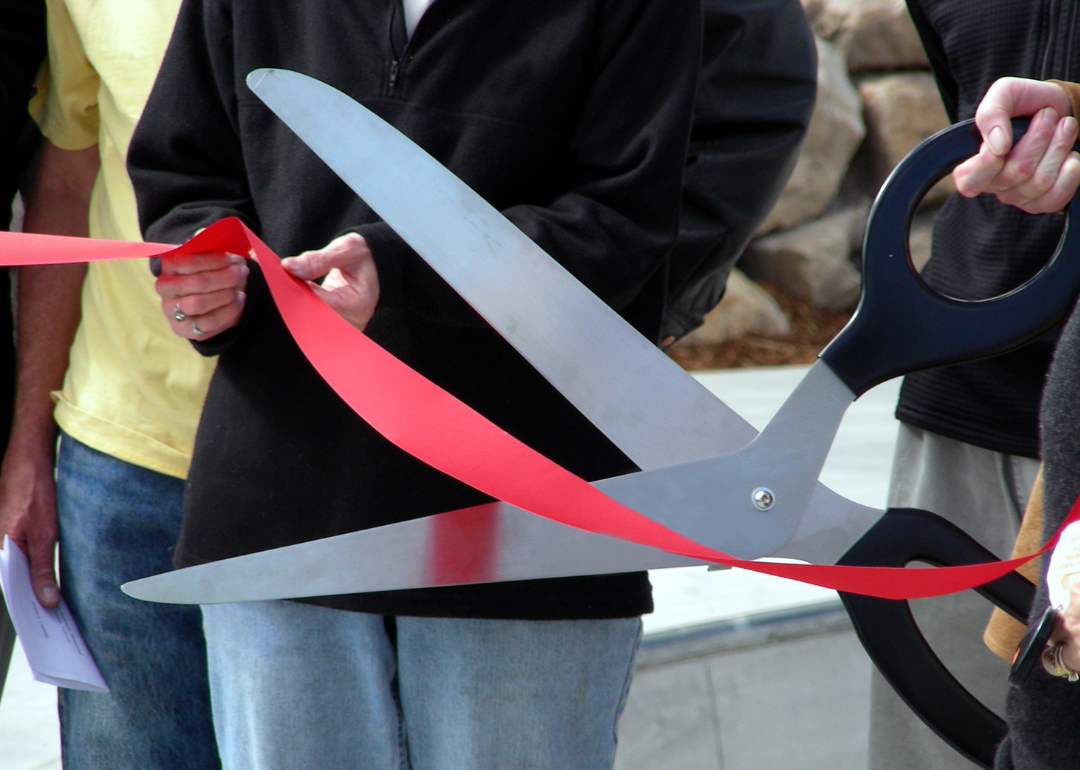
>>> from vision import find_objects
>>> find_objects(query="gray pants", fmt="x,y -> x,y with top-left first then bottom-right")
868,424 -> 1039,770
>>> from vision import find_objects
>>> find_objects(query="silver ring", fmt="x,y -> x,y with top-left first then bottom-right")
191,320 -> 206,337
1048,642 -> 1080,682
173,304 -> 188,322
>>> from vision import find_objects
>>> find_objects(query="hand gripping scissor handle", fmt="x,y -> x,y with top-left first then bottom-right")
838,509 -> 1034,769
821,118 -> 1080,396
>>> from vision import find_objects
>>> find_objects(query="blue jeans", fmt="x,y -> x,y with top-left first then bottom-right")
56,433 -> 220,769
202,600 -> 641,770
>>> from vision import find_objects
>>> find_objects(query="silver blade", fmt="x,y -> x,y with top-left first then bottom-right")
247,68 -> 755,468
123,473 -> 880,605
124,503 -> 701,605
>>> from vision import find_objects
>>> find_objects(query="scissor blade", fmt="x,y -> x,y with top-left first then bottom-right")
123,482 -> 883,605
125,70 -> 887,606
123,503 -> 702,605
247,68 -> 755,469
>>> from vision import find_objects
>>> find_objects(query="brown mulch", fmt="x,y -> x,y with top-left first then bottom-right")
667,283 -> 853,371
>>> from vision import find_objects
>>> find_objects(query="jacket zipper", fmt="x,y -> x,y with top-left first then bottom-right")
389,60 -> 401,89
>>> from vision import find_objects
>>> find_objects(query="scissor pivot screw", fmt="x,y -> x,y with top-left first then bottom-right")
751,488 -> 775,511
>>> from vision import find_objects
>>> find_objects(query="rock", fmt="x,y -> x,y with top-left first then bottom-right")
755,37 -> 865,236
804,0 -> 928,73
859,71 -> 952,204
672,269 -> 790,347
741,202 -> 868,311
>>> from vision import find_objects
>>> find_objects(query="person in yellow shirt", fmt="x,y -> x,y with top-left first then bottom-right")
0,2 -> 219,767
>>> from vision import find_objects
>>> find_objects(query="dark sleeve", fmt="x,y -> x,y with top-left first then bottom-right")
0,0 -> 44,136
129,0 -> 255,244
995,306 -> 1080,769
905,0 -> 960,121
352,0 -> 704,330
0,0 -> 45,208
662,0 -> 816,341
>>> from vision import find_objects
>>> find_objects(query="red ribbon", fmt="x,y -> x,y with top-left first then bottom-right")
3,218 -> 1071,600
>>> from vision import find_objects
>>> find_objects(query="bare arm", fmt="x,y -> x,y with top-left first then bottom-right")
0,140 -> 96,607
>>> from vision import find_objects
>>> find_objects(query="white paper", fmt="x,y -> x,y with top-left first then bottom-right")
1048,521 -> 1080,611
0,536 -> 107,692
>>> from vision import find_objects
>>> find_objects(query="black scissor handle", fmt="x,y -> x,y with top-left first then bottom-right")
837,508 -> 1035,769
821,119 -> 1080,396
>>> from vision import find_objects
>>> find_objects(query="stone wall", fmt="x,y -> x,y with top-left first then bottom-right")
676,0 -> 948,349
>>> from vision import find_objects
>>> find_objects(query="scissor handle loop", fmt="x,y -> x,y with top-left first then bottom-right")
838,508 -> 1035,769
821,118 -> 1080,396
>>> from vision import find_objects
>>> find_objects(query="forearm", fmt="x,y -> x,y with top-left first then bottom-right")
9,140 -> 97,453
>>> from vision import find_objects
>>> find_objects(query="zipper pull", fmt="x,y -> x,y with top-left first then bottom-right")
389,60 -> 400,89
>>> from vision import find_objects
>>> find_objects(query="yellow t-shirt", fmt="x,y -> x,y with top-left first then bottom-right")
36,0 -> 216,479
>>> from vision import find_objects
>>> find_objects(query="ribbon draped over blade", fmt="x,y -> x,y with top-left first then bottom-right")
1,217 -> 1070,600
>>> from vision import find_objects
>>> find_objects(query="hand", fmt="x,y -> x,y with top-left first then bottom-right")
953,77 -> 1080,214
0,442 -> 59,607
156,251 -> 249,340
281,233 -> 380,332
1044,574 -> 1080,677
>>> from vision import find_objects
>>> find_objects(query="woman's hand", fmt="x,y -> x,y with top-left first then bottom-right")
156,250 -> 249,340
953,77 -> 1080,214
281,232 -> 380,332
1044,574 -> 1080,679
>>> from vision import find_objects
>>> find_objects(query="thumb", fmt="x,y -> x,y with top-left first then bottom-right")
281,247 -> 353,282
29,540 -> 59,608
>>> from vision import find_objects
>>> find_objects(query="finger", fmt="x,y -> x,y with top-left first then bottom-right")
953,144 -> 1006,197
163,286 -> 243,320
974,78 -> 1073,154
281,233 -> 370,281
159,251 -> 246,277
308,281 -> 377,331
982,107 -> 1060,192
156,261 -> 249,301
171,292 -> 246,340
1013,116 -> 1080,203
1006,146 -> 1080,215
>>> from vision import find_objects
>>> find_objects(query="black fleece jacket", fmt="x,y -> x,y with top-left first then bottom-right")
129,0 -> 701,618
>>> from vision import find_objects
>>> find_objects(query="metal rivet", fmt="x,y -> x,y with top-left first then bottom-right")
751,487 -> 775,511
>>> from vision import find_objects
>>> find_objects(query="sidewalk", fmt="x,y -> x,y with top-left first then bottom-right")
0,365 -> 901,770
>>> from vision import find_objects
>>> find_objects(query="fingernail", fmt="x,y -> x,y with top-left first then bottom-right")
40,585 -> 58,604
988,126 -> 1008,155
227,252 -> 244,263
237,291 -> 246,303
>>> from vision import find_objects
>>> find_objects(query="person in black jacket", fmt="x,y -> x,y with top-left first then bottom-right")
128,1 -> 700,767
870,4 -> 1079,768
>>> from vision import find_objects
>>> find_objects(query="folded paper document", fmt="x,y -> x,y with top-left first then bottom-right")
0,536 -> 107,692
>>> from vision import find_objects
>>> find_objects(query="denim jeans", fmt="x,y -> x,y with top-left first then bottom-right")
201,600 -> 641,770
56,433 -> 220,769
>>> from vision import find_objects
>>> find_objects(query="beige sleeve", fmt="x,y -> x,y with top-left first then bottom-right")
35,0 -> 99,150
983,467 -> 1044,662
1047,79 -> 1080,121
